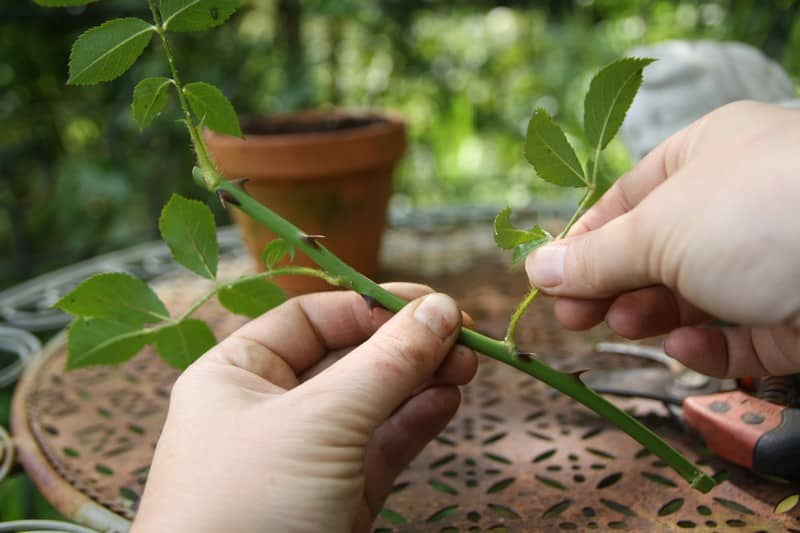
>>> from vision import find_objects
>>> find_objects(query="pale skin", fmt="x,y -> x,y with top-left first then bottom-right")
132,284 -> 477,533
527,100 -> 800,378
134,101 -> 799,532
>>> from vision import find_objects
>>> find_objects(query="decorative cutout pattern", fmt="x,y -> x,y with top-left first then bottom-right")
15,255 -> 800,530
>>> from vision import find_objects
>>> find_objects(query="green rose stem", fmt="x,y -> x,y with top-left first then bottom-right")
137,5 -> 715,493
146,0 -> 217,189
217,180 -> 715,494
503,183 -> 596,355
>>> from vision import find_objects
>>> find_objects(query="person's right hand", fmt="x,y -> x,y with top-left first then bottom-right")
525,101 -> 800,378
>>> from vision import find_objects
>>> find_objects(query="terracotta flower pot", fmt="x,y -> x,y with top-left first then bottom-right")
205,110 -> 406,295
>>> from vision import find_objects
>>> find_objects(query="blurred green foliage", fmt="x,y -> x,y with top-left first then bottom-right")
2,0 -> 800,290
1,0 -> 800,521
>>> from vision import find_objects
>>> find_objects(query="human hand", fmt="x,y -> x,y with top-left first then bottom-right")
131,284 -> 477,533
526,101 -> 800,377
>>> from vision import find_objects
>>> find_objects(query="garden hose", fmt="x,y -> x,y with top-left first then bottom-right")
0,326 -> 41,387
0,520 -> 100,533
0,424 -> 12,484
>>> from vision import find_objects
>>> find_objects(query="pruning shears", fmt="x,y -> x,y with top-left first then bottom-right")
582,342 -> 800,483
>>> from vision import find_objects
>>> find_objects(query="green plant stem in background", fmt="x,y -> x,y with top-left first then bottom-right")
217,180 -> 715,493
146,0 -> 219,190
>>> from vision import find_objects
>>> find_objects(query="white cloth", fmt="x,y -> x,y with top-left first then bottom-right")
621,40 -> 798,160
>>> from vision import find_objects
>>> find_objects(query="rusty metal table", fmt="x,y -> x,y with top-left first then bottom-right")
9,227 -> 800,532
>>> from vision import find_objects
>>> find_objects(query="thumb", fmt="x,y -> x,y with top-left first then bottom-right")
307,292 -> 462,424
526,211 -> 656,299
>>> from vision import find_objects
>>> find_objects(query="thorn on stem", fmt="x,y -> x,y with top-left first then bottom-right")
360,293 -> 383,318
300,233 -> 326,249
216,189 -> 241,208
230,177 -> 250,190
517,351 -> 534,363
569,368 -> 591,381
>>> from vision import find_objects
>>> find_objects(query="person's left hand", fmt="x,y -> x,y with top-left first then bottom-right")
131,283 -> 477,533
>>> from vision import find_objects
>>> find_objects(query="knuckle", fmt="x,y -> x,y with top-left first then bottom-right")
569,235 -> 603,294
569,240 -> 590,289
372,328 -> 433,378
625,211 -> 651,277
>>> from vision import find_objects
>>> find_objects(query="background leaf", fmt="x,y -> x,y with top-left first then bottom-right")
494,207 -> 552,249
218,278 -> 286,318
34,0 -> 100,6
155,319 -> 216,369
66,317 -> 151,369
525,109 -> 586,187
583,57 -> 655,152
261,239 -> 295,269
68,18 -> 154,85
160,0 -> 240,32
184,81 -> 242,137
54,272 -> 169,324
159,194 -> 219,279
132,77 -> 172,129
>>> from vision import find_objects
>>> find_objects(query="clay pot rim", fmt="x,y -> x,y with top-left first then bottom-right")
204,108 -> 406,149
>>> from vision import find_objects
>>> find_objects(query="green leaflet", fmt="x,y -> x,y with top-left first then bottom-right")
184,81 -> 242,137
68,18 -> 154,85
132,77 -> 172,129
66,317 -> 151,369
160,0 -> 240,32
159,194 -> 219,280
54,272 -> 169,325
511,238 -> 551,267
155,319 -> 216,369
525,108 -> 586,188
34,0 -> 99,5
584,57 -> 655,152
261,239 -> 295,269
493,207 -> 552,249
218,278 -> 287,318
775,494 -> 800,514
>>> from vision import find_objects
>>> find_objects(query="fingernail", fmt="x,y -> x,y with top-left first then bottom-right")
526,245 -> 566,288
414,293 -> 460,339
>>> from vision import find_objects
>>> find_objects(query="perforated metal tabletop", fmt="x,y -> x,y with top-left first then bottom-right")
10,240 -> 800,532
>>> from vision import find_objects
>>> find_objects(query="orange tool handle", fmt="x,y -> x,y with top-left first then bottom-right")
683,390 -> 800,481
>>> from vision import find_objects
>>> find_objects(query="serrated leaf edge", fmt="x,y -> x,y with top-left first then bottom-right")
161,0 -> 238,31
528,109 -> 587,187
585,57 -> 655,153
217,278 -> 286,318
68,18 -> 156,85
183,81 -> 242,137
162,0 -> 205,28
133,77 -> 173,130
66,318 -> 151,369
494,207 -> 552,250
155,319 -> 216,369
54,272 -> 170,322
158,194 -> 218,280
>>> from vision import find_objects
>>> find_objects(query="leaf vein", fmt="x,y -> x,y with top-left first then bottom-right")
163,0 -> 202,29
72,24 -> 155,82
